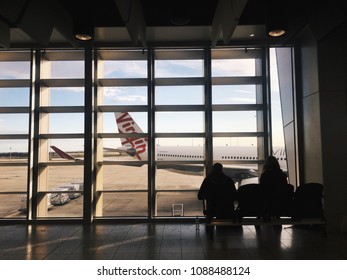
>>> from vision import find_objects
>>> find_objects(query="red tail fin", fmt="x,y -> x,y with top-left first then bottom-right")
115,112 -> 148,161
50,146 -> 76,160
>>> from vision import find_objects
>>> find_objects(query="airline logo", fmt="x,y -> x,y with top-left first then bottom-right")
116,112 -> 148,160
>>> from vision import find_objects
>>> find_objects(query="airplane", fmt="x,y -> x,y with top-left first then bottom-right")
50,112 -> 287,184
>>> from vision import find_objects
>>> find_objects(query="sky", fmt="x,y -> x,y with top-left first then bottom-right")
0,48 -> 284,152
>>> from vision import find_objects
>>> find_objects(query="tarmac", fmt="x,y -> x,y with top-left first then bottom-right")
0,158 -> 205,219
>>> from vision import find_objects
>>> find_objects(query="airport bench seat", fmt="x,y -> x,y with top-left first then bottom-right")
205,216 -> 327,239
201,182 -> 326,239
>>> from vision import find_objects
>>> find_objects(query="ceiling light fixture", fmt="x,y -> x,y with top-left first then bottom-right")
266,4 -> 286,38
75,33 -> 93,41
266,15 -> 286,37
73,17 -> 94,41
268,28 -> 285,37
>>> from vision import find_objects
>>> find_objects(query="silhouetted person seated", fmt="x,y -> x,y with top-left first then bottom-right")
198,163 -> 237,219
259,156 -> 293,220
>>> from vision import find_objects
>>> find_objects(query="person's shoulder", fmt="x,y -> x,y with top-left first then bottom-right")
203,174 -> 213,183
225,175 -> 235,183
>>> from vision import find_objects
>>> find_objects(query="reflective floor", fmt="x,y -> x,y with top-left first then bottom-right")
0,222 -> 346,260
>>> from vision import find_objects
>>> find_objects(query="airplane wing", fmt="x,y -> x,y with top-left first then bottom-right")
103,146 -> 136,156
223,165 -> 258,182
156,163 -> 205,176
50,146 -> 83,161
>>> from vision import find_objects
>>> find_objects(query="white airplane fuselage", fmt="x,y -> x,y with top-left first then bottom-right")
135,145 -> 286,169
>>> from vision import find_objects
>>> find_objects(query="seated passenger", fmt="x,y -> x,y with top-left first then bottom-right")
259,156 -> 292,219
198,163 -> 237,219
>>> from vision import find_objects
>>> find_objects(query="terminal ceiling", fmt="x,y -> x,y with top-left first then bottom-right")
0,0 -> 345,49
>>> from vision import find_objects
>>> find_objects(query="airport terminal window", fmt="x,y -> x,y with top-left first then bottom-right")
211,56 -> 256,77
49,139 -> 85,159
155,112 -> 204,133
0,161 -> 28,218
155,59 -> 203,78
42,58 -> 84,79
213,137 -> 258,148
102,60 -> 147,79
211,48 -> 264,185
0,88 -> 30,107
44,165 -> 84,218
212,111 -> 258,133
96,50 -> 149,217
47,113 -> 84,134
0,114 -> 29,134
36,50 -> 85,219
101,112 -> 148,134
153,49 -> 205,217
100,192 -> 148,217
102,86 -> 147,106
0,60 -> 30,79
155,137 -> 204,161
212,85 -> 257,105
155,85 -> 204,105
50,87 -> 84,106
0,46 -> 281,221
0,51 -> 31,220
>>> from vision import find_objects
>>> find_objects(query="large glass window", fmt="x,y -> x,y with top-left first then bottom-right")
0,46 -> 281,221
0,51 -> 31,219
36,50 -> 85,219
96,50 -> 149,217
0,88 -> 30,107
211,48 -> 264,186
50,88 -> 84,106
153,49 -> 205,217
155,85 -> 204,105
212,85 -> 256,104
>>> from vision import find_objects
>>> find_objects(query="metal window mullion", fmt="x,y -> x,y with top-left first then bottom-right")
148,48 -> 155,220
263,47 -> 272,157
29,49 -> 41,220
204,48 -> 213,176
83,43 -> 94,224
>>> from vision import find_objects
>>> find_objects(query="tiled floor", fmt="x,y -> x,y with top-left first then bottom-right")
0,222 -> 346,260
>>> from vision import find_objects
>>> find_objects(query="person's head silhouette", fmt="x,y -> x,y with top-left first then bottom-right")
212,163 -> 223,175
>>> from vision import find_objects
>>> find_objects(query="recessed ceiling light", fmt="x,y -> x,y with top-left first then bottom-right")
268,29 -> 286,37
75,33 -> 93,41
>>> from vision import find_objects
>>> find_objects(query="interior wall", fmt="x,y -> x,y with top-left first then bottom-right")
296,22 -> 347,232
316,22 -> 347,233
295,26 -> 323,185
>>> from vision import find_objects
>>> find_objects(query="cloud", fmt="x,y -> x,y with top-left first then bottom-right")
104,87 -> 147,104
104,61 -> 147,78
50,61 -> 84,78
155,60 -> 203,77
0,62 -> 30,79
212,59 -> 255,76
0,116 -> 27,133
228,97 -> 256,103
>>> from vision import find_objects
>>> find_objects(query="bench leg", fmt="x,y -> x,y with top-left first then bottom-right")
205,224 -> 214,240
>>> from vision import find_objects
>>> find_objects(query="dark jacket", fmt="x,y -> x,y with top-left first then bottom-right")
259,168 -> 288,195
198,172 -> 237,218
259,168 -> 290,216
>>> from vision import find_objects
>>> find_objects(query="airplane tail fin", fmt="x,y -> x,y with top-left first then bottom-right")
115,112 -> 148,160
50,146 -> 76,161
